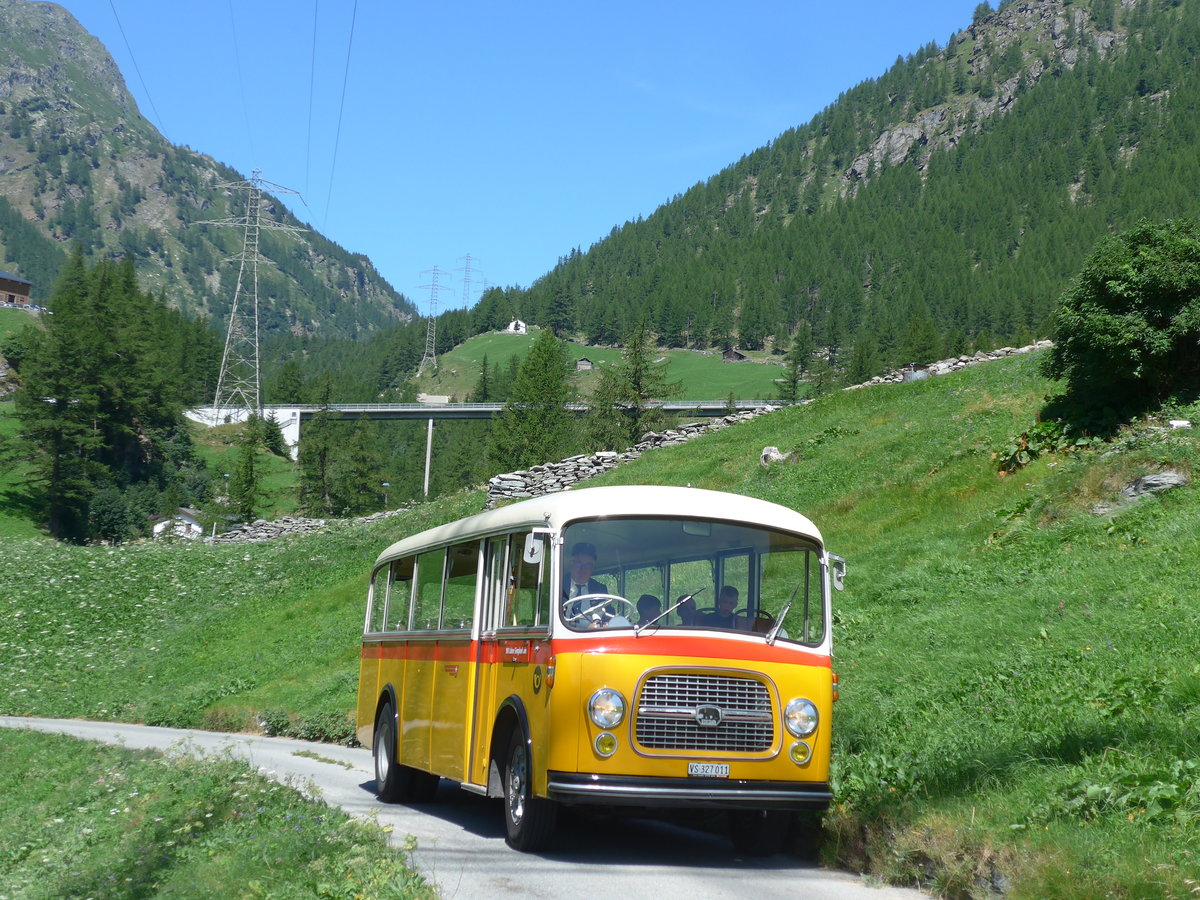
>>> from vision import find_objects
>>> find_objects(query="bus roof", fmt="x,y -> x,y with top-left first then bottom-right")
373,486 -> 823,569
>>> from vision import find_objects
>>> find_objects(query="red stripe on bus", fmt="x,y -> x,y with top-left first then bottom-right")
561,634 -> 831,667
361,634 -> 829,667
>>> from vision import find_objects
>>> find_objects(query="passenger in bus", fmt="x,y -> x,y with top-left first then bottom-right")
700,586 -> 742,629
636,594 -> 663,624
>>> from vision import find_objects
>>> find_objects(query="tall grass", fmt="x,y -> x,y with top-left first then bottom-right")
3,351 -> 1199,895
0,730 -> 429,899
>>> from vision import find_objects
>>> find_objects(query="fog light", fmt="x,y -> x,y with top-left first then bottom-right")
789,741 -> 812,765
595,732 -> 618,757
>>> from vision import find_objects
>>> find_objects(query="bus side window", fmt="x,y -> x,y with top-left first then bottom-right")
387,558 -> 415,631
510,531 -> 546,628
366,567 -> 387,633
414,548 -> 447,631
483,536 -> 509,631
443,542 -> 479,630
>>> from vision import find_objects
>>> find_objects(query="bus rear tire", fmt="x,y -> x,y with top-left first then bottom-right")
502,729 -> 557,851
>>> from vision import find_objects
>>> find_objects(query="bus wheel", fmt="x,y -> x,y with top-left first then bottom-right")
373,703 -> 407,803
502,730 -> 557,851
729,809 -> 790,857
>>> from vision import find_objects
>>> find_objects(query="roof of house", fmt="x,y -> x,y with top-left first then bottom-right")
0,271 -> 32,286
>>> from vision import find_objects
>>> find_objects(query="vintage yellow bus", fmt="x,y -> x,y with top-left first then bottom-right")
356,485 -> 843,852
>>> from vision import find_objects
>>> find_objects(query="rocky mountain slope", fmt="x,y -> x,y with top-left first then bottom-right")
0,0 -> 414,338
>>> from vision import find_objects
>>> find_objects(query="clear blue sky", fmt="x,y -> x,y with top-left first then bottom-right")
58,0 -> 982,310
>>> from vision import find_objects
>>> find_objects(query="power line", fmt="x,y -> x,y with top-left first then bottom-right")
323,0 -> 359,230
105,0 -> 165,134
226,0 -> 257,165
305,0 -> 320,197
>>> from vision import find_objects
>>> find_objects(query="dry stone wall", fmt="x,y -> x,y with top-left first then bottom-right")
486,340 -> 1053,507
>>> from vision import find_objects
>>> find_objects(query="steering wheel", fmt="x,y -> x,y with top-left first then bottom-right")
562,593 -> 635,625
736,608 -> 777,634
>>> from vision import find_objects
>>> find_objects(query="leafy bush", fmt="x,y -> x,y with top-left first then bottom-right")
1042,219 -> 1200,415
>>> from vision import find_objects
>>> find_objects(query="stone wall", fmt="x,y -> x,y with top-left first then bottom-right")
486,340 -> 1053,507
485,409 -> 777,507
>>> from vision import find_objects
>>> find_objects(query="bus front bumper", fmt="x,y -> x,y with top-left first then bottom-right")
546,772 -> 832,811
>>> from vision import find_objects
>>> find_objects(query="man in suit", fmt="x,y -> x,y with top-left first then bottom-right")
562,541 -> 608,625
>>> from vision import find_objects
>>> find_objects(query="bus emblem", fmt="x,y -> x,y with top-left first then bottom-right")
694,705 -> 723,728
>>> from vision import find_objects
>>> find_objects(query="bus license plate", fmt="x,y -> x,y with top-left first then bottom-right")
688,762 -> 729,777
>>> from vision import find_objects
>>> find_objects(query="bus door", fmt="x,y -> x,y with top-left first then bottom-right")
468,531 -> 551,788
428,542 -> 480,783
399,547 -> 445,774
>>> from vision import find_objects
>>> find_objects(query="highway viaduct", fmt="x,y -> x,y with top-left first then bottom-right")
187,400 -> 779,460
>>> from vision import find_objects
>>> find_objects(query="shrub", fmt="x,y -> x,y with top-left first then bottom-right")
1041,219 -> 1200,416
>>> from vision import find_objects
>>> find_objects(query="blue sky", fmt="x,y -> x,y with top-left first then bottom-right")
58,0 -> 983,310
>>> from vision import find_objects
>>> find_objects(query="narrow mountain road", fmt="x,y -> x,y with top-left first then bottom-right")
1,717 -> 928,900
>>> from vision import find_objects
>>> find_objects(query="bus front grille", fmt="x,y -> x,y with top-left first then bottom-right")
634,672 -> 775,753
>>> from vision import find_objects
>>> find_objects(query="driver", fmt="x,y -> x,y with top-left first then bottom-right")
562,542 -> 610,626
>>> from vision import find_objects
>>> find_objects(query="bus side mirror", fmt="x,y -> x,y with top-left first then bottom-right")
523,533 -> 544,565
829,554 -> 846,591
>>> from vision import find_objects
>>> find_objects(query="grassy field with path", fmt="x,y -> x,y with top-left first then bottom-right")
2,351 -> 1198,896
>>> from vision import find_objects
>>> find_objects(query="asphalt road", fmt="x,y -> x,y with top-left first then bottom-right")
0,717 -> 928,900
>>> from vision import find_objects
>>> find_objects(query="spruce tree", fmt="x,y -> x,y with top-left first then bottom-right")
488,328 -> 577,470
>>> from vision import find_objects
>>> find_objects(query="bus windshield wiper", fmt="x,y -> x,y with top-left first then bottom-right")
765,582 -> 803,645
635,587 -> 705,636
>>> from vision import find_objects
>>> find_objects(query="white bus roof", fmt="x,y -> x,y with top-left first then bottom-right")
373,486 -> 823,569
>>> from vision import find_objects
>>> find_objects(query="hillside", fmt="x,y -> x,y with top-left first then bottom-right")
2,350 -> 1197,895
410,328 -> 787,401
0,0 -> 415,337
487,0 -> 1200,373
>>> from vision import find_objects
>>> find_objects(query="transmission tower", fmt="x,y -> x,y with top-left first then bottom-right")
456,253 -> 482,311
198,169 -> 305,422
417,266 -> 452,376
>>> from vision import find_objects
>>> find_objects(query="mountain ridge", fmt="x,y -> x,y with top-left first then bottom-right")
0,0 -> 415,338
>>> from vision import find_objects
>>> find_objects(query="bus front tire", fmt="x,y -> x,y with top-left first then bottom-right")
374,702 -> 441,804
502,730 -> 557,851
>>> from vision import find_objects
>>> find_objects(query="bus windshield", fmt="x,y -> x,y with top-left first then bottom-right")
560,517 -> 825,644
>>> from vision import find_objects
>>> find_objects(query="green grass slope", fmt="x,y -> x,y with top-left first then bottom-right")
0,730 -> 429,899
414,328 -> 786,401
2,351 -> 1198,896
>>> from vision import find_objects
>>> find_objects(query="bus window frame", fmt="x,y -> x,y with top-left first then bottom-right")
559,516 -> 825,644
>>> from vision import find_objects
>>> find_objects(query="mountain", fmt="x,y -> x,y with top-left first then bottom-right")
485,0 -> 1200,374
0,0 -> 415,338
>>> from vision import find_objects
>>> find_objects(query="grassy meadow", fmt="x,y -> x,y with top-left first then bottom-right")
0,729 -> 430,899
0,306 -> 36,341
2,350 -> 1199,896
412,328 -> 787,401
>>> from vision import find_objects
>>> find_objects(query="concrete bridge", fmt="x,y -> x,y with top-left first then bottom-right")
186,400 -> 779,459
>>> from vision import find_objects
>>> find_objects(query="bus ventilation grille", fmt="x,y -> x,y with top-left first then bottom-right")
635,673 -> 774,753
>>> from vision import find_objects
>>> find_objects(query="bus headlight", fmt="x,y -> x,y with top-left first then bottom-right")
789,740 -> 812,765
784,698 -> 818,738
588,688 -> 627,729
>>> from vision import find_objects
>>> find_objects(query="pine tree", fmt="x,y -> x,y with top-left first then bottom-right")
586,319 -> 681,449
298,374 -> 338,516
776,322 -> 814,404
488,328 -> 577,469
228,423 -> 266,521
332,416 -> 384,514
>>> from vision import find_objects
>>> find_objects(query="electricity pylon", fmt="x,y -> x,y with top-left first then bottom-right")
198,169 -> 305,422
417,266 -> 453,376
456,253 -> 482,311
